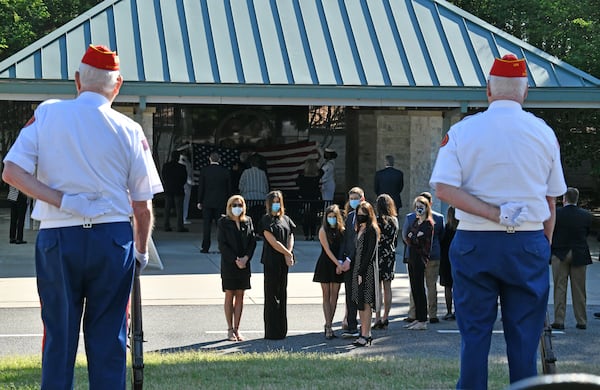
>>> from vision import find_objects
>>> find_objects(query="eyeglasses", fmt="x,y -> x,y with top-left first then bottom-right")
232,203 -> 243,207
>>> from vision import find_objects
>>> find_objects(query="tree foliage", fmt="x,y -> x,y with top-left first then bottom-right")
0,0 -> 102,60
449,0 -> 600,77
451,0 -> 600,196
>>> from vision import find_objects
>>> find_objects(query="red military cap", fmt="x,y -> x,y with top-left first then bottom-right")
489,54 -> 527,78
81,44 -> 120,71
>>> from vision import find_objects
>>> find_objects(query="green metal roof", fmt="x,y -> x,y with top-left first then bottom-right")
0,0 -> 598,108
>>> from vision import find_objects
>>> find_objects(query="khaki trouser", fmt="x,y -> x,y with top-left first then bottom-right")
552,252 -> 587,326
408,260 -> 440,320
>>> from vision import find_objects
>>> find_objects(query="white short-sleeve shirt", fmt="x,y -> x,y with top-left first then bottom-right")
429,100 -> 566,225
4,92 -> 163,223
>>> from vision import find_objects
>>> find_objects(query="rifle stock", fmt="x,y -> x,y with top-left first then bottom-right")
130,266 -> 144,389
540,312 -> 557,374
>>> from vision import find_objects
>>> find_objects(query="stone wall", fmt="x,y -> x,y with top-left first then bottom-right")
352,109 -> 444,217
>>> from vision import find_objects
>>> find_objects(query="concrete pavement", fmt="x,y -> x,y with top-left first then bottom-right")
1,208 -> 599,310
3,208 -> 600,371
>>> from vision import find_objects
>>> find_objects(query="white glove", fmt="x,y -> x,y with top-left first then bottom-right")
134,248 -> 149,270
60,193 -> 113,218
499,202 -> 529,227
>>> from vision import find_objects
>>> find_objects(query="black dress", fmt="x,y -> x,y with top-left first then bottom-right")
217,216 -> 257,291
377,216 -> 398,281
313,230 -> 344,283
260,214 -> 296,339
439,224 -> 456,288
351,226 -> 378,311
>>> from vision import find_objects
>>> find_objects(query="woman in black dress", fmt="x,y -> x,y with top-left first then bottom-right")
440,206 -> 458,320
373,194 -> 398,330
313,204 -> 345,339
217,195 -> 257,341
351,201 -> 380,346
405,195 -> 434,331
260,190 -> 296,339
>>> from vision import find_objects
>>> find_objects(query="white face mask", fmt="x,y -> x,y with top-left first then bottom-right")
232,207 -> 243,217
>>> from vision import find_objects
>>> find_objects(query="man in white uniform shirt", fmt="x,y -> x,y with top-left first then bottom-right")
2,45 -> 163,389
429,54 -> 566,389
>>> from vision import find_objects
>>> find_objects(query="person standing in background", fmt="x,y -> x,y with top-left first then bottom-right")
430,54 -> 566,388
319,148 -> 337,202
404,196 -> 434,331
402,191 -> 444,324
439,206 -> 458,321
351,201 -> 380,346
162,150 -> 188,232
260,190 -> 295,339
197,152 -> 231,253
217,195 -> 256,342
2,44 -> 163,389
178,150 -> 193,224
373,194 -> 398,330
239,156 -> 269,228
339,187 -> 365,338
374,155 -> 404,211
296,159 -> 322,241
551,187 -> 592,330
8,185 -> 28,244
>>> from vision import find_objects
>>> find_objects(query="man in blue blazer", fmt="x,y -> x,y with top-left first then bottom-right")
197,152 -> 232,253
551,187 -> 592,330
374,155 -> 404,210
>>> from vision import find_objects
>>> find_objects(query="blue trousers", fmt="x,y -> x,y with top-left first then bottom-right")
450,230 -> 550,390
36,222 -> 134,390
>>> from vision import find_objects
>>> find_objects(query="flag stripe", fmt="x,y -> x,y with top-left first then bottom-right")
190,141 -> 320,192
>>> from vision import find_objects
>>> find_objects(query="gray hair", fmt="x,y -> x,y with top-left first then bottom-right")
488,76 -> 528,101
78,63 -> 120,95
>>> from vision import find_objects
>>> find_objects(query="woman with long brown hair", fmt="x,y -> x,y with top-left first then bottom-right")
313,204 -> 345,339
351,201 -> 380,346
260,190 -> 296,339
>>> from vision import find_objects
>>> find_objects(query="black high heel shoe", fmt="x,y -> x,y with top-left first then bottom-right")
352,335 -> 372,347
382,319 -> 389,329
372,320 -> 383,330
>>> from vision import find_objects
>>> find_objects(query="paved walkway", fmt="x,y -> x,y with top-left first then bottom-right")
1,208 -> 600,310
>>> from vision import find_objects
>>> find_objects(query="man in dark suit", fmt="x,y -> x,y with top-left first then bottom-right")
197,152 -> 231,253
162,151 -> 189,232
551,187 -> 592,330
374,155 -> 404,210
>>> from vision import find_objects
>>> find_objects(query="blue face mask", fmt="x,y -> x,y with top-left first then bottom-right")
349,199 -> 360,209
327,217 -> 337,226
271,203 -> 281,213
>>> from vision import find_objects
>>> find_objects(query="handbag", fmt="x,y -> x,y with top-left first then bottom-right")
7,186 -> 19,201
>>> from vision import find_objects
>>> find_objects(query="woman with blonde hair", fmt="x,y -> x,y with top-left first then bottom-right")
260,190 -> 296,339
217,195 -> 257,341
313,204 -> 345,339
351,201 -> 380,346
405,195 -> 434,330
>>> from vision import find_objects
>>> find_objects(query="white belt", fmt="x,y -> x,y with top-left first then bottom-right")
458,220 -> 543,233
40,215 -> 130,229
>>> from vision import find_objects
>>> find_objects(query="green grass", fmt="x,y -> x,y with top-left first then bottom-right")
0,352 -> 598,389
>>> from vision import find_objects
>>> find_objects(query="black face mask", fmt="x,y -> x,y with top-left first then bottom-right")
356,214 -> 369,224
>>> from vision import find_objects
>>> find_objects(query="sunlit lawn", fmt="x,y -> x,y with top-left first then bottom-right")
1,351 -> 598,389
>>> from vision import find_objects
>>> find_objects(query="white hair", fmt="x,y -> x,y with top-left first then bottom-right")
488,75 -> 528,101
78,63 -> 120,95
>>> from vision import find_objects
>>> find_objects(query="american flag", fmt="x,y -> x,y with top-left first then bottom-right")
257,141 -> 320,191
190,141 -> 320,191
